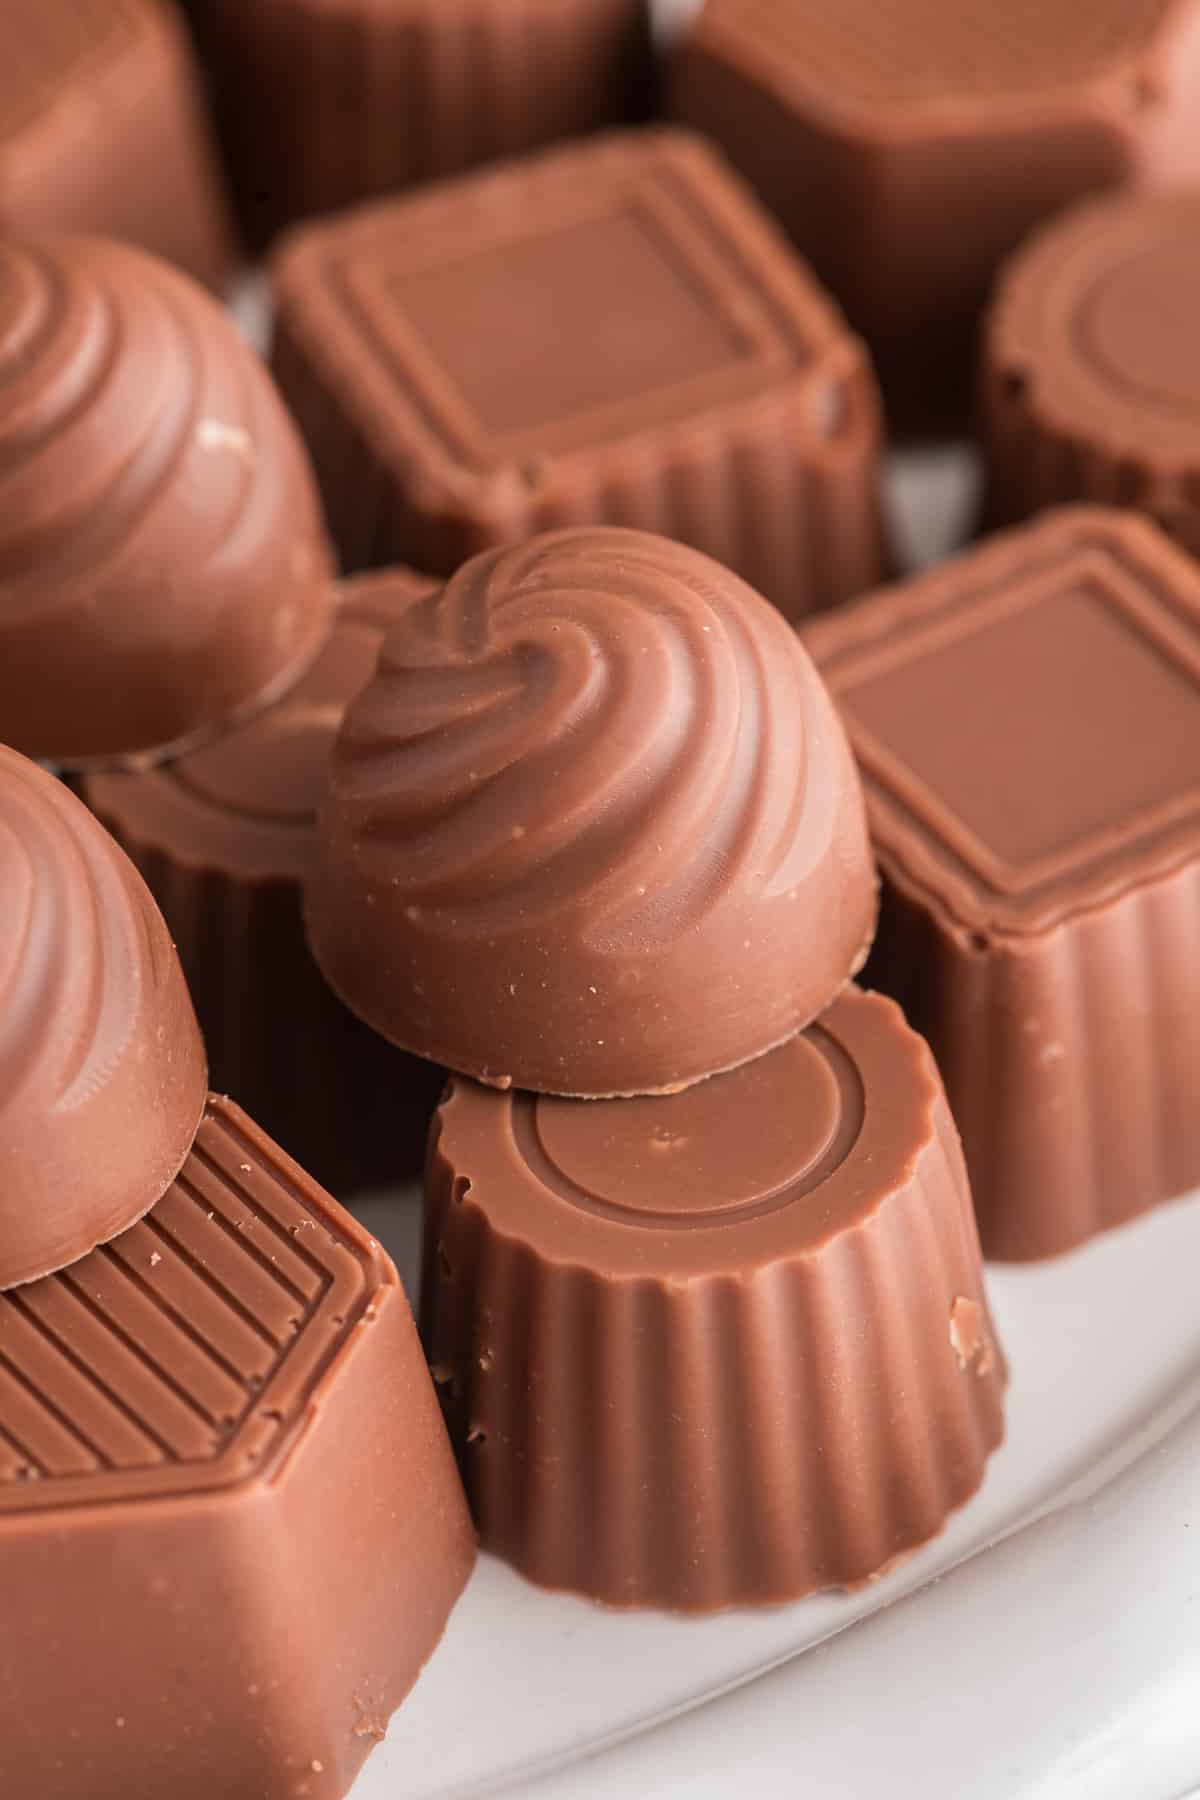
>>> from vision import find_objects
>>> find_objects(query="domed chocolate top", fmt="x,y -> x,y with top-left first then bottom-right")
0,749 -> 207,1286
306,528 -> 876,1096
0,235 -> 334,768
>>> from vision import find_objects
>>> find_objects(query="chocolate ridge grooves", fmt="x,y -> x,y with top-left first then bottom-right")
0,1099 -> 386,1512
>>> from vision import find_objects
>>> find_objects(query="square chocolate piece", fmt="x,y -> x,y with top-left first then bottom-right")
806,508 -> 1200,1260
0,0 -> 233,289
270,129 -> 887,619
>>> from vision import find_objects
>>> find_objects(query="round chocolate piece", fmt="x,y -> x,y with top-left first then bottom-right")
984,191 -> 1200,553
423,986 -> 1006,1610
0,234 -> 335,768
82,572 -> 444,1193
307,528 -> 877,1097
0,748 -> 207,1288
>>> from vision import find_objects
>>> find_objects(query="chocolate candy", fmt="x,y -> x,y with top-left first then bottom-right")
0,749 -> 206,1290
0,234 -> 334,769
984,190 -> 1200,553
306,529 -> 877,1098
195,0 -> 654,247
270,129 -> 888,619
0,1096 -> 476,1799
82,572 -> 445,1196
805,508 -> 1200,1262
0,0 -> 233,289
672,0 -> 1200,431
423,986 -> 1005,1610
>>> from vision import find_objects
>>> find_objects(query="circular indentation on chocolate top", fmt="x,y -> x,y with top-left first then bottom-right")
517,1029 -> 865,1229
1077,245 -> 1200,412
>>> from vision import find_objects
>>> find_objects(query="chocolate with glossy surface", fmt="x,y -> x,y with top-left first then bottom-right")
0,234 -> 334,769
423,986 -> 1005,1610
307,528 -> 877,1097
0,748 -> 206,1289
270,129 -> 887,619
83,571 -> 444,1195
672,0 -> 1200,431
984,189 -> 1200,553
806,508 -> 1200,1260
0,1096 -> 476,1799
195,0 -> 653,246
0,0 -> 233,288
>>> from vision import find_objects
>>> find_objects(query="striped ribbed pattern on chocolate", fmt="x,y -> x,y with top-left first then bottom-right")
199,0 -> 654,246
422,993 -> 1005,1610
270,130 -> 887,619
0,1100 -> 379,1511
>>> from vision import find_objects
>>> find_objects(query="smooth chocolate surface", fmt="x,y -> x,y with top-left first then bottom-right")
423,986 -> 1005,1610
83,571 -> 445,1195
0,749 -> 206,1290
0,234 -> 334,769
0,1096 -> 476,1799
0,0 -> 233,288
270,129 -> 887,618
195,0 -> 654,247
984,190 -> 1200,554
672,0 -> 1200,432
805,507 -> 1200,1260
306,528 -> 877,1098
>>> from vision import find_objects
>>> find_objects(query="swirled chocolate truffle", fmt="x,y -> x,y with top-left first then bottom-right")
307,529 -> 877,1097
0,234 -> 334,769
0,748 -> 207,1288
423,987 -> 1005,1609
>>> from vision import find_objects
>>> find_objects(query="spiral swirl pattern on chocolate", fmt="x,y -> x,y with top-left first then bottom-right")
0,750 -> 206,1287
309,529 -> 876,1096
0,235 -> 333,767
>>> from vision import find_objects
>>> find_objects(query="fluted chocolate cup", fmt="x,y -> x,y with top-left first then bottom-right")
423,986 -> 1005,1611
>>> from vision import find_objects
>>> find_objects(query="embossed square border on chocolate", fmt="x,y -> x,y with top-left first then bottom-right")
810,518 -> 1200,935
0,1102 -> 385,1516
303,132 -> 860,475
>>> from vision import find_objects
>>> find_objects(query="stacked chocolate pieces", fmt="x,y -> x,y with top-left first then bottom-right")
305,526 -> 1007,1609
0,232 -> 476,1798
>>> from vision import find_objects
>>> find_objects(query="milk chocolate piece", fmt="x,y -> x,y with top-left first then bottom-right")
270,129 -> 887,618
423,986 -> 1005,1610
0,234 -> 335,769
0,0 -> 233,289
0,1096 -> 476,1799
194,0 -> 653,247
0,749 -> 206,1290
672,0 -> 1200,432
306,528 -> 877,1098
984,191 -> 1200,554
82,572 -> 444,1195
805,508 -> 1200,1262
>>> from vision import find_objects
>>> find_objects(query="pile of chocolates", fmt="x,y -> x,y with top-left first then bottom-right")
2,0 -> 1200,1794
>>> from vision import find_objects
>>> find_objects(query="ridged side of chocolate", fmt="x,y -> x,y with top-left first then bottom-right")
0,233 -> 333,768
308,528 -> 877,1097
983,191 -> 1200,555
269,130 -> 887,618
0,0 -> 234,289
0,750 -> 206,1289
422,989 -> 1004,1610
197,0 -> 654,246
0,1098 -> 476,1800
869,856 -> 1200,1262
